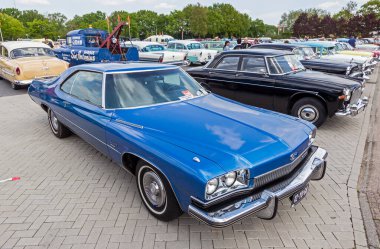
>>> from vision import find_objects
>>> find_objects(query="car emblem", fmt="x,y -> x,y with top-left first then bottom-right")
290,152 -> 299,161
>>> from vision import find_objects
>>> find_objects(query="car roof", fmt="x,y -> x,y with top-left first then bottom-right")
70,62 -> 178,73
295,41 -> 335,48
128,41 -> 162,47
221,49 -> 292,56
168,40 -> 200,45
0,41 -> 51,51
252,43 -> 310,49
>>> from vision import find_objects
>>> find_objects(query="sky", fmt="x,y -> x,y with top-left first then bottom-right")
0,0 -> 370,25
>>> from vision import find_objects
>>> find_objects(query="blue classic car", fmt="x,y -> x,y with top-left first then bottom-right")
28,63 -> 327,227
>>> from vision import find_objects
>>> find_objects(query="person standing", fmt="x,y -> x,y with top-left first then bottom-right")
223,41 -> 231,51
348,36 -> 356,48
234,38 -> 242,49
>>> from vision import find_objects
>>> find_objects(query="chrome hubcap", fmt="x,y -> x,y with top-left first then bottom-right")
142,171 -> 166,208
298,106 -> 319,122
50,111 -> 59,131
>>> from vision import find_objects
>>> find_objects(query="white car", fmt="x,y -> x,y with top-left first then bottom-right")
167,40 -> 218,65
123,41 -> 187,65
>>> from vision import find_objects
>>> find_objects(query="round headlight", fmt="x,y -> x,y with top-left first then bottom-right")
206,178 -> 219,195
224,171 -> 237,187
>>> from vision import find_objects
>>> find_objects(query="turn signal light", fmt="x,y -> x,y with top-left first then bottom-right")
338,95 -> 345,100
15,67 -> 21,75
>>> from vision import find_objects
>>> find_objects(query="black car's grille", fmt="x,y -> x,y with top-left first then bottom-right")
350,87 -> 362,105
252,149 -> 309,190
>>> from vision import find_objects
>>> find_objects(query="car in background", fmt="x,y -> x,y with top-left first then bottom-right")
28,62 -> 327,227
122,41 -> 187,65
250,43 -> 367,80
0,41 -> 69,90
201,40 -> 237,52
167,40 -> 217,65
144,35 -> 175,45
295,41 -> 377,75
187,49 -> 368,127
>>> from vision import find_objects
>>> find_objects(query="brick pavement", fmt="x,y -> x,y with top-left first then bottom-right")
0,80 -> 375,249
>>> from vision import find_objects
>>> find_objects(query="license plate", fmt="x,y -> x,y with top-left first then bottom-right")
290,184 -> 309,206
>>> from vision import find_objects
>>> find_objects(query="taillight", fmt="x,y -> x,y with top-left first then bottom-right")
158,56 -> 163,63
15,67 -> 21,75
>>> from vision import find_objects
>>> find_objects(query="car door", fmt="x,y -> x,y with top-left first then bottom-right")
57,70 -> 112,156
232,56 -> 275,110
204,55 -> 241,100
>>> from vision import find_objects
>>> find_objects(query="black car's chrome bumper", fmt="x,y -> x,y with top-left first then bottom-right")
336,97 -> 369,117
188,147 -> 328,228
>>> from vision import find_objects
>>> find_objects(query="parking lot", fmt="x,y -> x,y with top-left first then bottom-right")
0,74 -> 377,249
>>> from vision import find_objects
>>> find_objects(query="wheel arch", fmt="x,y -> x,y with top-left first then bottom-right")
288,92 -> 328,115
121,151 -> 184,210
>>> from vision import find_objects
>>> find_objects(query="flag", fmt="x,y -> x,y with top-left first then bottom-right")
127,15 -> 131,26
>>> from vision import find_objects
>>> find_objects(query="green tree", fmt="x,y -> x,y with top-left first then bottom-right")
333,1 -> 358,19
0,13 -> 26,40
358,0 -> 380,17
183,3 -> 208,38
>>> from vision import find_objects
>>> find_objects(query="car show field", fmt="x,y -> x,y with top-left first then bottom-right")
1,1 -> 380,248
0,68 -> 377,248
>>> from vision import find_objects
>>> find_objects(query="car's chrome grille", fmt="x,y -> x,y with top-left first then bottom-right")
350,87 -> 362,105
252,149 -> 309,190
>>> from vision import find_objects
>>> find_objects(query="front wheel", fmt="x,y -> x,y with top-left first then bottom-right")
291,97 -> 327,127
48,108 -> 72,138
136,161 -> 182,221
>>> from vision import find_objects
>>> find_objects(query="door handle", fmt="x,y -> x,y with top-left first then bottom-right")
208,71 -> 215,75
235,73 -> 242,77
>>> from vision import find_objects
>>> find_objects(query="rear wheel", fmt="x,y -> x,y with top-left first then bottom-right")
291,97 -> 327,127
48,108 -> 72,138
136,160 -> 182,221
11,82 -> 20,90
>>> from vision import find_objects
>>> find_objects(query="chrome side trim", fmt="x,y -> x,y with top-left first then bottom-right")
54,110 -> 120,154
188,147 -> 328,228
115,119 -> 143,129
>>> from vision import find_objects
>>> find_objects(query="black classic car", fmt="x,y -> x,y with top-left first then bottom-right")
187,49 -> 368,127
250,43 -> 367,80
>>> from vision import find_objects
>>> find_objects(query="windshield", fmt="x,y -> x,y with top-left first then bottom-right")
187,43 -> 204,50
10,47 -> 55,59
300,47 -> 316,59
267,54 -> 305,74
105,68 -> 208,109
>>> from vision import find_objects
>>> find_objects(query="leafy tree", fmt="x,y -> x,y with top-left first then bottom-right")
293,12 -> 309,37
0,13 -> 26,40
183,4 -> 208,38
358,0 -> 380,17
0,8 -> 22,19
166,10 -> 189,39
333,1 -> 358,20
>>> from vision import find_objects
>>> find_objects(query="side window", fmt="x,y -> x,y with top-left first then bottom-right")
62,71 -> 103,106
167,43 -> 175,49
1,47 -> 9,57
214,56 -> 240,71
61,72 -> 78,93
241,57 -> 267,73
293,49 -> 304,60
176,43 -> 185,50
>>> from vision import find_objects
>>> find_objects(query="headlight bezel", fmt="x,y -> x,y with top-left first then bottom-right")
343,88 -> 351,101
205,169 -> 249,201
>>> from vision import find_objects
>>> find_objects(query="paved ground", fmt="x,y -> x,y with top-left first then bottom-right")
360,72 -> 380,248
0,76 -> 376,249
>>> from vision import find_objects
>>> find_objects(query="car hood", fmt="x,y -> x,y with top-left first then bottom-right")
322,54 -> 368,64
303,58 -> 353,68
281,70 -> 361,90
113,94 -> 313,178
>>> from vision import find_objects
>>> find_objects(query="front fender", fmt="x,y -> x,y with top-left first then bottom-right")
106,121 -> 226,211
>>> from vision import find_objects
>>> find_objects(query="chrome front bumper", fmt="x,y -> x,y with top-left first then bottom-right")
336,97 -> 369,116
188,147 -> 328,228
14,75 -> 57,86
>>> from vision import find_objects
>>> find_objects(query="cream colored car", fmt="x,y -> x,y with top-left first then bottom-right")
0,41 -> 69,89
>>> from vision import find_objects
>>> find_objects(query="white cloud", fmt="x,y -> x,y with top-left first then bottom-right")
317,1 -> 341,9
17,0 -> 50,5
155,2 -> 175,9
